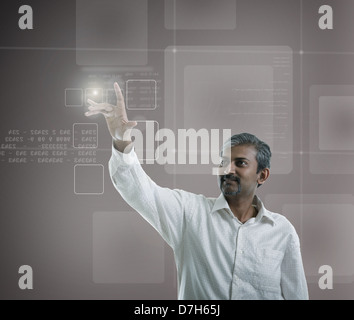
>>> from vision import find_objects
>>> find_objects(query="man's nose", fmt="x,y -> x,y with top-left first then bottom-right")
224,162 -> 236,174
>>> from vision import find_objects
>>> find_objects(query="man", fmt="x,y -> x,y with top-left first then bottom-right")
85,82 -> 309,300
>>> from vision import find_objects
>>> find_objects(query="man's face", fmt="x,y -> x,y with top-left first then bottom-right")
218,144 -> 261,198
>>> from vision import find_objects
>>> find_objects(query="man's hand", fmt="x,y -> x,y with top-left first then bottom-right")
85,82 -> 137,152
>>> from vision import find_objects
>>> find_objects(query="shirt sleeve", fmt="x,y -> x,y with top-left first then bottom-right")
280,232 -> 309,300
108,143 -> 195,251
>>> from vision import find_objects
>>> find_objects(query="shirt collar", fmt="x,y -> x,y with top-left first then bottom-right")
211,193 -> 276,226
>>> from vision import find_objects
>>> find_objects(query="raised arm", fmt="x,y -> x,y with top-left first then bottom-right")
85,82 -> 196,250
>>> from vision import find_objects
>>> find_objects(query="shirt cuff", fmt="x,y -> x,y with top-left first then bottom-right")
108,141 -> 139,175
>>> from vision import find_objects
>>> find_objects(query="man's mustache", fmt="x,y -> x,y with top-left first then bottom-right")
222,174 -> 240,184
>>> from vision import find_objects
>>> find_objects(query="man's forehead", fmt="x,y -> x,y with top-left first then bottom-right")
222,144 -> 257,159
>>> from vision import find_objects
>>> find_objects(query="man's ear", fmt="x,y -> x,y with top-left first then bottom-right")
257,168 -> 270,186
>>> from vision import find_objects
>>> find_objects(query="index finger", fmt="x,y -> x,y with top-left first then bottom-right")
114,82 -> 124,103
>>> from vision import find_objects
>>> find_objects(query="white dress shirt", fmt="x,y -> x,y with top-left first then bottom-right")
109,145 -> 309,300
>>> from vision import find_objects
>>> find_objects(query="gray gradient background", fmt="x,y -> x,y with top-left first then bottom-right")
1,0 -> 354,299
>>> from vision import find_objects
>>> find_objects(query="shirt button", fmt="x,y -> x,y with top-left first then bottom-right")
240,250 -> 244,254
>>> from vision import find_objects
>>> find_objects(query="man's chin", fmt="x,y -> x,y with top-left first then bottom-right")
219,179 -> 241,196
221,188 -> 240,196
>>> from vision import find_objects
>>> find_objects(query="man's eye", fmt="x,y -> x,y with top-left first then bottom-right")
236,160 -> 247,167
